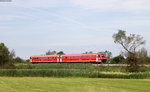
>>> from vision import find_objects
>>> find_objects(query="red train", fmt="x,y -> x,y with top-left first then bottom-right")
30,53 -> 107,63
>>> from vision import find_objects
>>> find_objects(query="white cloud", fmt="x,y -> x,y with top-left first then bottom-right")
13,0 -> 62,8
71,0 -> 150,12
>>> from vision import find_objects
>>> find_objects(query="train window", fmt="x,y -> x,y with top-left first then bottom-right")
91,56 -> 94,58
44,57 -> 48,59
85,56 -> 89,58
34,57 -> 37,59
73,56 -> 78,59
76,56 -> 79,58
65,57 -> 69,59
65,57 -> 70,59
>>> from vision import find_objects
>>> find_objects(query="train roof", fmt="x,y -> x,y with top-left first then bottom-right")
30,55 -> 59,57
30,53 -> 102,57
61,53 -> 101,56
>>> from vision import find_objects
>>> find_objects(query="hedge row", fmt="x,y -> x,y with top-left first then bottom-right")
0,69 -> 150,79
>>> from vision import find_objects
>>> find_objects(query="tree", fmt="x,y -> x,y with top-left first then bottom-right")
146,57 -> 150,63
83,51 -> 93,54
98,50 -> 112,61
0,43 -> 15,68
111,55 -> 125,64
113,30 -> 146,72
14,57 -> 24,63
45,50 -> 57,55
137,48 -> 147,64
57,51 -> 65,55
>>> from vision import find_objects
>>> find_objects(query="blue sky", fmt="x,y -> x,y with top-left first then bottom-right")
0,0 -> 150,59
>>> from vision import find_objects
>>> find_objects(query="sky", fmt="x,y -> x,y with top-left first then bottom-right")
0,0 -> 150,59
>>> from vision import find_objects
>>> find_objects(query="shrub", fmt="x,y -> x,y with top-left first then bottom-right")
146,57 -> 150,63
0,43 -> 15,68
111,55 -> 125,64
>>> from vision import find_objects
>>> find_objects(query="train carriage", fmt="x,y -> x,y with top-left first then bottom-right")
30,55 -> 59,63
30,53 -> 107,63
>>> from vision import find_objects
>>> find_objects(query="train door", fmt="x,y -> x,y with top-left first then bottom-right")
59,55 -> 62,63
57,56 -> 59,62
30,57 -> 32,62
96,55 -> 98,62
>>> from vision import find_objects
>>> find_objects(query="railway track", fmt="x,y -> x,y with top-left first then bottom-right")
93,64 -> 150,67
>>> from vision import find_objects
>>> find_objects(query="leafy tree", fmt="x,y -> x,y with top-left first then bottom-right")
57,51 -> 65,55
146,57 -> 150,63
14,57 -> 24,63
99,50 -> 112,61
0,43 -> 15,68
113,30 -> 146,72
45,50 -> 57,55
111,55 -> 125,64
137,48 -> 147,63
83,51 -> 93,54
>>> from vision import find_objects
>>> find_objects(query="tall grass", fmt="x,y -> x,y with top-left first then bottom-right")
0,69 -> 150,79
0,63 -> 149,78
15,63 -> 93,70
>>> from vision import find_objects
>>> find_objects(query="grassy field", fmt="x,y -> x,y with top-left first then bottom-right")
0,77 -> 150,92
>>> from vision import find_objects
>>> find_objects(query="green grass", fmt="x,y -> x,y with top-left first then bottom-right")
0,69 -> 149,78
0,77 -> 150,92
0,63 -> 148,78
15,63 -> 93,69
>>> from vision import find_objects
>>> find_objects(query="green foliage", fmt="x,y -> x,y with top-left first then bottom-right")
57,51 -> 65,55
45,50 -> 65,55
0,69 -> 150,78
0,43 -> 15,68
14,57 -> 24,63
113,30 -> 146,72
83,51 -> 93,54
111,55 -> 125,64
99,51 -> 112,60
15,63 -> 93,70
0,63 -> 149,78
94,66 -> 125,72
146,57 -> 150,63
45,50 -> 57,55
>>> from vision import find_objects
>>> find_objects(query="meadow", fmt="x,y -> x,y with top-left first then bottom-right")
0,77 -> 150,92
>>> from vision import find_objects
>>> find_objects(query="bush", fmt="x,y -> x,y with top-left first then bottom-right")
146,57 -> 150,63
0,43 -> 15,69
111,55 -> 125,64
